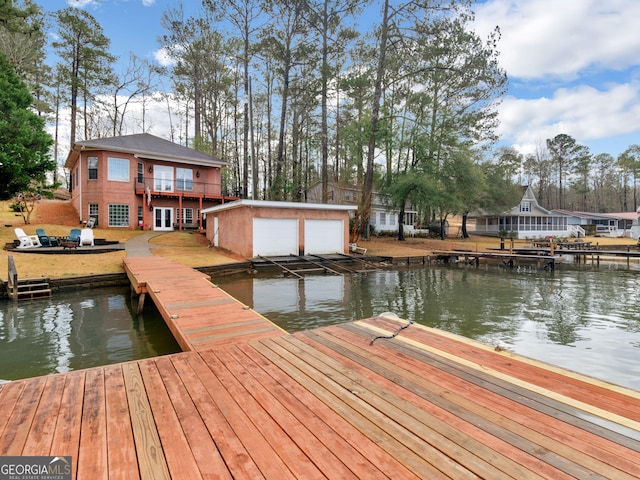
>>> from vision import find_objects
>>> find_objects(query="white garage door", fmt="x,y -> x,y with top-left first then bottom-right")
304,219 -> 344,254
253,218 -> 298,256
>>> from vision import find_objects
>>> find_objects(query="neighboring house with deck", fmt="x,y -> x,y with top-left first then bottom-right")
470,185 -> 575,239
552,209 -> 640,238
64,133 -> 238,231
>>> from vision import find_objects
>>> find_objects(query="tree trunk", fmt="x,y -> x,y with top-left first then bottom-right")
398,202 -> 406,241
461,213 -> 469,238
359,0 -> 390,240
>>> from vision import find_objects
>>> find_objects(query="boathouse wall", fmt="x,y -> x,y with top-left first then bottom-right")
202,200 -> 356,258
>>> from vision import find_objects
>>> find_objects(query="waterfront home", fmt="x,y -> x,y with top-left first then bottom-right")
552,209 -> 640,238
306,181 -> 417,235
470,185 -> 575,239
64,133 -> 238,231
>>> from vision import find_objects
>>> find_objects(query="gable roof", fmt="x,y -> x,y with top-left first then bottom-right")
65,133 -> 227,168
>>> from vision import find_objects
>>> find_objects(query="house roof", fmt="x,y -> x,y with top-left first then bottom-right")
64,133 -> 227,168
202,199 -> 357,214
552,209 -> 639,220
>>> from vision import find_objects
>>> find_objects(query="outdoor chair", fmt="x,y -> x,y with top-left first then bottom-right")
35,228 -> 60,247
14,228 -> 41,249
66,228 -> 82,245
79,228 -> 95,246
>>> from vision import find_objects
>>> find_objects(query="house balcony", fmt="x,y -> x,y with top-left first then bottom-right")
135,177 -> 240,203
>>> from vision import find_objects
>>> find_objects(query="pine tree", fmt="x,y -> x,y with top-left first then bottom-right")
0,52 -> 54,200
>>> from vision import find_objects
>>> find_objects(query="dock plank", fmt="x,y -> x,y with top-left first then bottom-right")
230,343 -> 391,479
281,333 -> 509,479
154,355 -> 232,479
104,365 -> 140,480
2,311 -> 640,479
0,375 -> 46,456
77,368 -> 108,480
351,319 -> 640,478
311,324 -> 598,479
49,371 -> 85,477
301,328 -> 550,480
196,349 -> 296,479
216,345 -> 358,479
21,376 -> 65,456
136,359 -> 203,480
255,336 -> 456,479
123,257 -> 283,351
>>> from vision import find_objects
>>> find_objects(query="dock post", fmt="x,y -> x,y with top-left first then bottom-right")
137,292 -> 146,314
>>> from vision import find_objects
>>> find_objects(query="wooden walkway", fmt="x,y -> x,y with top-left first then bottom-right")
2,315 -> 640,479
431,250 -> 556,270
123,256 -> 284,351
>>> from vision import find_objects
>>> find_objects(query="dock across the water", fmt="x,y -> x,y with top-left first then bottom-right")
429,250 -> 557,270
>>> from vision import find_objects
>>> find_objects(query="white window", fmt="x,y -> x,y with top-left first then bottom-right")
88,203 -> 99,226
176,168 -> 193,191
379,213 -> 386,225
520,201 -> 531,213
108,157 -> 129,182
154,165 -> 173,192
390,214 -> 396,226
176,208 -> 193,224
88,156 -> 98,180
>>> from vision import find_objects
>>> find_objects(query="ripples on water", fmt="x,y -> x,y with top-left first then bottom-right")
0,287 -> 180,380
217,264 -> 640,391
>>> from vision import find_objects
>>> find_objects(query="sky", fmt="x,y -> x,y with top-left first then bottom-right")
36,0 -> 640,158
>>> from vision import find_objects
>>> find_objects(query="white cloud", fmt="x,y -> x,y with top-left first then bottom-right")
497,82 -> 640,153
153,47 -> 177,68
474,0 -> 640,80
473,0 -> 640,156
66,0 -> 99,7
142,0 -> 156,6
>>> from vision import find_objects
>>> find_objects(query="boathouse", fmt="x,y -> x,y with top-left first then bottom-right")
202,199 -> 357,257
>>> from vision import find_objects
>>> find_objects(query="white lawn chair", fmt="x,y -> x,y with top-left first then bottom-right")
14,228 -> 42,248
79,228 -> 94,246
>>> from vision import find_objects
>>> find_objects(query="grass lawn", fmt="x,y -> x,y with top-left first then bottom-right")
0,201 -> 240,280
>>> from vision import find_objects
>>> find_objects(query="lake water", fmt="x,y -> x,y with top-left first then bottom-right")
216,264 -> 640,391
3,265 -> 639,391
0,287 -> 180,381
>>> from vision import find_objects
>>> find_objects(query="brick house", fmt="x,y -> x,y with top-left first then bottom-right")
64,133 -> 238,230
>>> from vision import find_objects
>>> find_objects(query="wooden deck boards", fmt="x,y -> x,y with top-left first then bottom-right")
123,257 -> 284,351
2,315 -> 640,479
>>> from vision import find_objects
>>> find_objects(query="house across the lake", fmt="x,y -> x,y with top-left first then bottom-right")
306,181 -> 417,235
470,185 -> 640,239
64,133 -> 238,231
551,209 -> 640,238
470,185 -> 575,239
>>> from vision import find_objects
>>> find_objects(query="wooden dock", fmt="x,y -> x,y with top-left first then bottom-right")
123,256 -> 284,351
1,315 -> 639,478
430,250 -> 556,270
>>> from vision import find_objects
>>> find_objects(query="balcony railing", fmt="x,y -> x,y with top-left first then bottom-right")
136,177 -> 239,200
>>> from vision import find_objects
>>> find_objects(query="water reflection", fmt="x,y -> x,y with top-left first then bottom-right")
0,287 -> 180,380
217,265 -> 640,390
